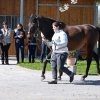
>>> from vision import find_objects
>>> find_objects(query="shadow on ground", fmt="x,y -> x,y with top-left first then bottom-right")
74,80 -> 100,85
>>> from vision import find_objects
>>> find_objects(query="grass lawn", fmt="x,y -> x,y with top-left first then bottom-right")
18,59 -> 99,75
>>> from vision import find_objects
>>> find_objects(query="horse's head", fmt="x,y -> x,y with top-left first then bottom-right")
28,14 -> 39,35
28,14 -> 39,41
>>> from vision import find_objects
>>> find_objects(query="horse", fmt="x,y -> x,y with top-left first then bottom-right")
28,14 -> 100,81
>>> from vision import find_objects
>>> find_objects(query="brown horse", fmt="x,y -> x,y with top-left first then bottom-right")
28,14 -> 100,81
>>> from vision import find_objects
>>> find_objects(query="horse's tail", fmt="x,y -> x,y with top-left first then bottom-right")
96,26 -> 100,58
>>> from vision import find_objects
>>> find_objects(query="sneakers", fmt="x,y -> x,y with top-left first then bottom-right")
70,73 -> 74,83
48,81 -> 57,84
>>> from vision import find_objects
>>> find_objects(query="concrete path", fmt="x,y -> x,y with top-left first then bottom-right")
0,60 -> 100,100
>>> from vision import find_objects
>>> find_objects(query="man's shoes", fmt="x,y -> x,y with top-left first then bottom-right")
70,73 -> 74,83
48,81 -> 57,84
2,62 -> 4,64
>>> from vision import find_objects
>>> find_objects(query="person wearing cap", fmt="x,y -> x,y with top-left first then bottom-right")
0,21 -> 11,64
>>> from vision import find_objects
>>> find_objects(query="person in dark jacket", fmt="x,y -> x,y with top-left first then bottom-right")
27,33 -> 38,63
13,23 -> 26,64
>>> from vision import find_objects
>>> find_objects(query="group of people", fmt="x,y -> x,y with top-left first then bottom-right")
0,22 -> 25,64
0,21 -> 38,64
0,21 -> 50,65
0,21 -> 74,84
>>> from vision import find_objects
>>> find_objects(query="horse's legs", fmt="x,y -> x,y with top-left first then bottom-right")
41,51 -> 51,81
92,51 -> 100,74
81,56 -> 92,81
81,46 -> 93,81
41,59 -> 48,80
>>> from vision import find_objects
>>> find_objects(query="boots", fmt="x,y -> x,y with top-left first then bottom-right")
2,61 -> 4,64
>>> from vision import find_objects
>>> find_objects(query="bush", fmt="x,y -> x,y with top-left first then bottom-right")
68,50 -> 77,58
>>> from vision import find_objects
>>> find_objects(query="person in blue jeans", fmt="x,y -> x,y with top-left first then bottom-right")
13,23 -> 26,64
40,32 -> 50,63
74,49 -> 80,65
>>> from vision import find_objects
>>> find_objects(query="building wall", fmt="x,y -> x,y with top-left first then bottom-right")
0,0 -> 95,55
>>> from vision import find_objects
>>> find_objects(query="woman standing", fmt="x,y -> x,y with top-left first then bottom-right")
27,33 -> 38,63
1,22 -> 11,64
45,21 -> 74,84
13,23 -> 26,64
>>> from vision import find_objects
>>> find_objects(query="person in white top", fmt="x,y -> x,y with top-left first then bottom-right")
1,21 -> 11,64
45,21 -> 74,84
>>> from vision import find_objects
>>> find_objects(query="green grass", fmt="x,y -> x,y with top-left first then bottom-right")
18,59 -> 99,75
18,59 -> 52,71
76,61 -> 98,75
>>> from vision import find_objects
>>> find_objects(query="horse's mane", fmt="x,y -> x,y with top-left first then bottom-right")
38,15 -> 66,29
38,16 -> 56,25
38,16 -> 56,22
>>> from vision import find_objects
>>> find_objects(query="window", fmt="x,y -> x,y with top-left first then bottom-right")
24,16 -> 30,31
0,15 -> 20,30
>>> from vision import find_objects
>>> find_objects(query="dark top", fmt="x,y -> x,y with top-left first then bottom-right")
28,36 -> 37,43
27,33 -> 38,44
13,29 -> 26,44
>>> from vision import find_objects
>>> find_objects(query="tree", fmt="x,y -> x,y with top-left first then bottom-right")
59,0 -> 78,12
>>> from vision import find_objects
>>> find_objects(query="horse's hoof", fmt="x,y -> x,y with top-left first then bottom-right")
81,76 -> 85,81
41,76 -> 45,81
58,77 -> 61,81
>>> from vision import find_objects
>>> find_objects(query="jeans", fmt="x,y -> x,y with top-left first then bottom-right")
74,49 -> 80,65
51,53 -> 72,80
15,43 -> 24,62
40,42 -> 50,61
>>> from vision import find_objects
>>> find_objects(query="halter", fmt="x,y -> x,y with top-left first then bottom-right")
28,17 -> 39,35
33,17 -> 40,35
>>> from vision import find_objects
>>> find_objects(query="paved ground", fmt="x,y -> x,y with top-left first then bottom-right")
0,59 -> 100,100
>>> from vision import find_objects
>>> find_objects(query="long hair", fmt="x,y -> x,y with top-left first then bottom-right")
2,21 -> 8,28
17,23 -> 24,35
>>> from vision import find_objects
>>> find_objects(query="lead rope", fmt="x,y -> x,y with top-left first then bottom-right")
37,37 -> 56,61
46,41 -> 56,61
